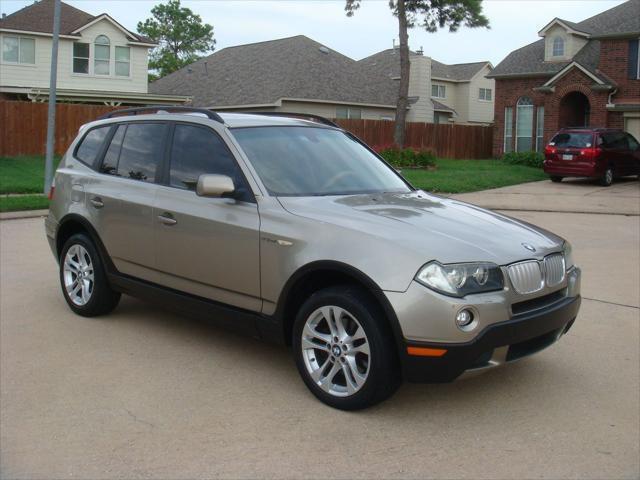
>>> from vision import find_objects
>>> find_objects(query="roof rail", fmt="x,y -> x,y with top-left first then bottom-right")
98,106 -> 225,124
246,112 -> 339,128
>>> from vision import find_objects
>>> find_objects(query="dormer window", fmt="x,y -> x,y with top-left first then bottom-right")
94,35 -> 110,75
552,36 -> 565,57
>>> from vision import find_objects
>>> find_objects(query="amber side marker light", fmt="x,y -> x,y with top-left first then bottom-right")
407,346 -> 447,357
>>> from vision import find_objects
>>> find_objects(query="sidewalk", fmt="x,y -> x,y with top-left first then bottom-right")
451,178 -> 640,215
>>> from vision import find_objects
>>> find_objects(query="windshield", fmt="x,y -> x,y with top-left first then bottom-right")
231,126 -> 412,196
550,132 -> 593,148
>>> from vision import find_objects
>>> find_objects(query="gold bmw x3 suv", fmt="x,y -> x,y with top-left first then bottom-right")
46,107 -> 581,410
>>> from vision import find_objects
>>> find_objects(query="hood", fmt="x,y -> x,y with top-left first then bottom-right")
278,191 -> 564,265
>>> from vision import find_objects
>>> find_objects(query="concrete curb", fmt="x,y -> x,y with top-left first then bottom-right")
0,209 -> 49,221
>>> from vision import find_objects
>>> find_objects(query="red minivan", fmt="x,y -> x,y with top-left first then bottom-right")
543,128 -> 640,186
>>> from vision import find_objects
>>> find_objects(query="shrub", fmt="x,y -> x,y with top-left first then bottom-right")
375,146 -> 436,168
501,151 -> 544,168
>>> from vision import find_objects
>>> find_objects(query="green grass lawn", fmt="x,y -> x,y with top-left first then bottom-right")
401,158 -> 547,194
0,155 -> 60,194
0,155 -> 546,212
0,195 -> 49,213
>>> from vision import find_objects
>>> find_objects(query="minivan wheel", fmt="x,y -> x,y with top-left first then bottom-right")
60,234 -> 120,316
600,167 -> 614,186
293,285 -> 400,410
550,176 -> 563,183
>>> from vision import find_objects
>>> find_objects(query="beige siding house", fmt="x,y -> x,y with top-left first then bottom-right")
151,36 -> 494,124
0,0 -> 188,105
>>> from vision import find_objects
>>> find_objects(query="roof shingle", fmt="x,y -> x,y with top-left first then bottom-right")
490,0 -> 640,78
0,0 -> 151,42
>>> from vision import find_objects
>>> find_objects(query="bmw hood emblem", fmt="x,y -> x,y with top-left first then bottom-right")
522,243 -> 536,252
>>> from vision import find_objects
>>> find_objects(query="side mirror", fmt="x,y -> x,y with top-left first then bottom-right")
196,174 -> 235,198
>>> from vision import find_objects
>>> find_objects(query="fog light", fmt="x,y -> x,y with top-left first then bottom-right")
455,308 -> 474,328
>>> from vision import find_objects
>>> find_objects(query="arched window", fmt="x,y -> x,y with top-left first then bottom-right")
94,35 -> 110,75
552,36 -> 565,57
516,97 -> 534,152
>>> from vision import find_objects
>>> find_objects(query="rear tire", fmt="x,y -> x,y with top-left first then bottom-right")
550,176 -> 563,183
293,285 -> 401,410
59,233 -> 121,317
600,166 -> 614,186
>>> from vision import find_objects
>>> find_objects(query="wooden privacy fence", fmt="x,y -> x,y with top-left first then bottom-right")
335,119 -> 494,159
0,101 -> 119,156
0,101 -> 494,159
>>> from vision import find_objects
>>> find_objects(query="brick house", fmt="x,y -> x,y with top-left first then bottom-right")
488,0 -> 640,156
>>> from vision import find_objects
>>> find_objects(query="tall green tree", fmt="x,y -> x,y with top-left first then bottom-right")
138,0 -> 215,79
346,0 -> 489,147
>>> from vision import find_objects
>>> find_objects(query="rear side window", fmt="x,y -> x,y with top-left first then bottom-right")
602,132 -> 627,150
549,132 -> 593,148
169,124 -> 247,194
99,123 -> 166,182
75,126 -> 111,167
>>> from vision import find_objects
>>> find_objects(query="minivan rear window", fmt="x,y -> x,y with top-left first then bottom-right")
549,132 -> 593,148
75,126 -> 111,167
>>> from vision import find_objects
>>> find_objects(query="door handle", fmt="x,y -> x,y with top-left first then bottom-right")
157,212 -> 177,226
90,197 -> 104,209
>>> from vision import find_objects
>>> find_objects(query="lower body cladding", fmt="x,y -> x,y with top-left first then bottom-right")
386,267 -> 581,383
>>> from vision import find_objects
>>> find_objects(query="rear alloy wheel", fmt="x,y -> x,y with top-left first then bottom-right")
550,176 -> 563,183
600,166 -> 614,186
293,286 -> 400,410
59,233 -> 121,317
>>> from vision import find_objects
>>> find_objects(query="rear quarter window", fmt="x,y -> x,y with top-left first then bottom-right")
74,125 -> 111,168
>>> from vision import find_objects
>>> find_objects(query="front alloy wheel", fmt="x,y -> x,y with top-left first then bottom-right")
293,286 -> 400,410
301,306 -> 371,397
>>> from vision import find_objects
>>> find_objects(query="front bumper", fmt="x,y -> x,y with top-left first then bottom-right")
401,294 -> 580,382
386,266 -> 581,383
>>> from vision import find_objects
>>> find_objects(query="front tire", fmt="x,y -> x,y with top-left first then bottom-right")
59,233 -> 120,317
293,285 -> 400,410
550,176 -> 563,183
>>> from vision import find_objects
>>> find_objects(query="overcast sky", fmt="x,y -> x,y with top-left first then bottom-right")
1,0 -> 626,65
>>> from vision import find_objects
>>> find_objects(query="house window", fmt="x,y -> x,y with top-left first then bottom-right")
2,36 -> 35,64
552,36 -> 565,57
94,35 -> 110,75
629,39 -> 640,80
536,105 -> 545,152
504,107 -> 513,153
73,42 -> 89,74
431,84 -> 446,98
115,46 -> 130,77
479,88 -> 492,101
516,97 -> 534,152
336,107 -> 361,120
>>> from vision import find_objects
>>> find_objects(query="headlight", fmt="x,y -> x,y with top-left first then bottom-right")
416,261 -> 504,297
563,241 -> 574,270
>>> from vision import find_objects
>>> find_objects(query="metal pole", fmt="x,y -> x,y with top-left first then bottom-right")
44,0 -> 61,194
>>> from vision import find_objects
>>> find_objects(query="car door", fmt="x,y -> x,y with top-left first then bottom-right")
89,121 -> 168,281
153,122 -> 261,312
624,133 -> 640,175
600,132 -> 624,174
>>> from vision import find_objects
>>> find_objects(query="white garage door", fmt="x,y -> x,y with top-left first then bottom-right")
625,117 -> 640,141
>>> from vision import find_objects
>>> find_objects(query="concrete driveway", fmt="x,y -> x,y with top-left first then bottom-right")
453,177 -> 640,215
1,180 -> 639,479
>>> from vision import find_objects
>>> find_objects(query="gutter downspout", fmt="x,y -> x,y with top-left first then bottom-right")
606,88 -> 618,108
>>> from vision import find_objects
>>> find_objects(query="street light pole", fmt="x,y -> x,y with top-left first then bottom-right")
43,0 -> 61,194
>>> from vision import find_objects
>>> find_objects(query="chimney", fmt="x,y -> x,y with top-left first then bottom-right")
416,47 -> 424,56
1,13 -> 7,19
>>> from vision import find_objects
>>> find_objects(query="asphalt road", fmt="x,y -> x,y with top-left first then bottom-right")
1,206 -> 639,478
